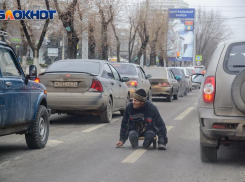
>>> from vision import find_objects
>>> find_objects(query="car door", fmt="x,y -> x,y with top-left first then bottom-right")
109,64 -> 126,108
104,63 -> 120,110
0,70 -> 6,128
0,46 -> 31,126
168,70 -> 178,94
170,70 -> 178,94
138,67 -> 149,94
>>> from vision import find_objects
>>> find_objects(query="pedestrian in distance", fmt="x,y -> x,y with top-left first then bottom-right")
116,89 -> 168,150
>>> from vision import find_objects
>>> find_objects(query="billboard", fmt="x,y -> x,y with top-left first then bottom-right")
167,9 -> 195,62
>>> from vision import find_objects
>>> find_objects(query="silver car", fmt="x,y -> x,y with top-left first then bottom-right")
39,59 -> 130,123
111,63 -> 152,101
144,67 -> 179,102
195,39 -> 245,162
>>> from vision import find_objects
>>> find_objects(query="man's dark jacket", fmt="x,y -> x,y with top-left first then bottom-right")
119,101 -> 167,144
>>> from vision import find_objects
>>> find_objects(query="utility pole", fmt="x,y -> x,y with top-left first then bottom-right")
62,34 -> 65,60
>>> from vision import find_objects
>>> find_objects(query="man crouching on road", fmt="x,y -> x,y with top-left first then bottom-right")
116,89 -> 168,150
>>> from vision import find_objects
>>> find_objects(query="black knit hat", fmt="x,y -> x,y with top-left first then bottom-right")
133,89 -> 147,102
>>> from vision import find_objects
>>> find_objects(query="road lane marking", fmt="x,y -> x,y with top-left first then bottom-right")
121,126 -> 173,164
175,107 -> 194,120
82,119 -> 119,133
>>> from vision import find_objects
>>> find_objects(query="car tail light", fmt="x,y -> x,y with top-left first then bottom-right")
160,82 -> 170,87
201,71 -> 206,74
88,79 -> 103,92
203,76 -> 215,103
34,78 -> 40,83
130,80 -> 138,86
213,124 -> 226,129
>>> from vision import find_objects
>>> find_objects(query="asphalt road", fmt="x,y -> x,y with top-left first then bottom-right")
1,90 -> 245,182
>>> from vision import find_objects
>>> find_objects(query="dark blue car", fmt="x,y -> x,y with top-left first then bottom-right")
0,40 -> 50,149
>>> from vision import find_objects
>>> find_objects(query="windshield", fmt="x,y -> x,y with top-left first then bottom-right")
45,61 -> 100,75
112,64 -> 137,76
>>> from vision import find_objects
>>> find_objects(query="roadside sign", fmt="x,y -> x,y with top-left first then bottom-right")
196,61 -> 201,66
196,55 -> 202,61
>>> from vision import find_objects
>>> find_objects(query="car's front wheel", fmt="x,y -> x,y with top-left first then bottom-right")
25,105 -> 49,149
100,97 -> 113,123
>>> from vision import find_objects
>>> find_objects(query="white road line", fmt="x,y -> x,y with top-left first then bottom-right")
175,107 -> 194,120
121,126 -> 173,164
82,119 -> 119,133
82,124 -> 107,133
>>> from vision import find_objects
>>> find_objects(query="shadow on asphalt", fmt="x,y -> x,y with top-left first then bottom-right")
0,144 -> 29,160
49,113 -> 122,125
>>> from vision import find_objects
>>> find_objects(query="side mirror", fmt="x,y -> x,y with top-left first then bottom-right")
192,74 -> 204,83
175,76 -> 180,80
121,77 -> 130,82
28,65 -> 37,80
146,74 -> 152,79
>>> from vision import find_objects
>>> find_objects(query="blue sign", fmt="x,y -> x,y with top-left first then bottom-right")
169,9 -> 195,19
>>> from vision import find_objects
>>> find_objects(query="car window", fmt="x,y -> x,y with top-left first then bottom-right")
112,64 -> 137,76
103,64 -> 114,79
145,68 -> 167,78
170,68 -> 181,77
0,48 -> 21,77
139,67 -> 147,79
167,70 -> 173,79
170,71 -> 175,79
224,43 -> 245,74
109,65 -> 120,81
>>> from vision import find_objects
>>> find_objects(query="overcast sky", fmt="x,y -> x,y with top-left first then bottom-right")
184,0 -> 245,39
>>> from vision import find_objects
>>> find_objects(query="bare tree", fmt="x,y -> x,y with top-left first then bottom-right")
17,0 -> 50,73
196,8 -> 231,67
128,14 -> 139,63
0,0 -> 8,32
111,22 -> 120,62
53,0 -> 79,59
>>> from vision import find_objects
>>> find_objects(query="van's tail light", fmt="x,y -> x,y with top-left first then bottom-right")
88,79 -> 103,92
203,76 -> 215,103
34,78 -> 40,83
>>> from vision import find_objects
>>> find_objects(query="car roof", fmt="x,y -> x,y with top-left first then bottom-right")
54,59 -> 108,64
222,38 -> 245,46
111,62 -> 139,67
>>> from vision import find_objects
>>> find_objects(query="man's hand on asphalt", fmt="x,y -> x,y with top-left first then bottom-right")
116,141 -> 124,148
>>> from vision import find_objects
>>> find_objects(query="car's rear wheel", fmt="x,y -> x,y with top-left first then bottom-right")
100,97 -> 113,123
120,95 -> 130,116
167,91 -> 172,102
200,145 -> 217,162
25,105 -> 49,149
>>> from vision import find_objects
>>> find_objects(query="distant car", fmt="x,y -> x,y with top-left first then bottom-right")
194,65 -> 206,74
144,67 -> 178,102
38,59 -> 130,123
186,67 -> 200,89
195,39 -> 245,162
111,63 -> 152,101
176,67 -> 192,93
167,67 -> 187,97
0,39 -> 50,149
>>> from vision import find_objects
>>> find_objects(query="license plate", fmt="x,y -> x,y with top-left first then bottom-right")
54,82 -> 78,88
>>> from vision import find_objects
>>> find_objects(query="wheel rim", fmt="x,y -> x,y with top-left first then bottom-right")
107,101 -> 112,120
39,116 -> 47,141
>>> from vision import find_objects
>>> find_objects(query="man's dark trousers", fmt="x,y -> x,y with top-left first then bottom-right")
129,130 -> 155,149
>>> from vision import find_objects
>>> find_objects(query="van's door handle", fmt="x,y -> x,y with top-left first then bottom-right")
110,82 -> 114,85
6,82 -> 12,87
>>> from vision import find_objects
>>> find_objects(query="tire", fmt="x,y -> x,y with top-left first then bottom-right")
120,95 -> 130,116
200,145 -> 217,162
167,91 -> 172,102
173,90 -> 178,100
100,97 -> 113,123
25,105 -> 49,149
231,69 -> 245,114
148,89 -> 152,102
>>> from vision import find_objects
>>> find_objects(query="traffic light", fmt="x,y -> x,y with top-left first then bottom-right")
177,52 -> 181,59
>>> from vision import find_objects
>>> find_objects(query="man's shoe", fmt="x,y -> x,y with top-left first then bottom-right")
158,144 -> 166,150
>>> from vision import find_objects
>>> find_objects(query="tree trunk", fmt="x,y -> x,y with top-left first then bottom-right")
117,42 -> 120,62
88,23 -> 96,59
135,35 -> 149,65
32,49 -> 41,74
101,23 -> 108,60
67,31 -> 79,59
150,45 -> 156,66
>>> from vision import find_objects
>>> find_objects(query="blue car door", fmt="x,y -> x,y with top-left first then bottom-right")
0,46 -> 31,126
0,71 -> 6,128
